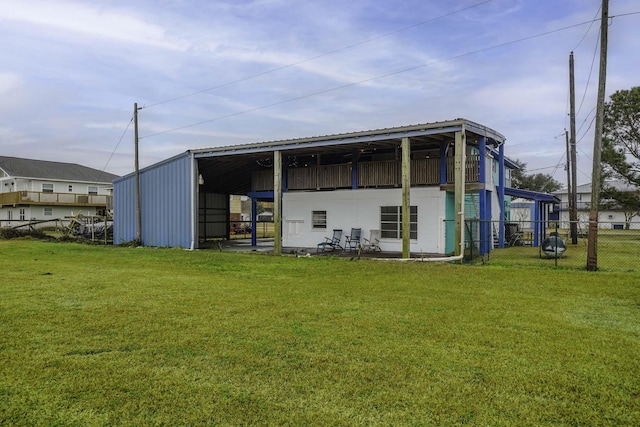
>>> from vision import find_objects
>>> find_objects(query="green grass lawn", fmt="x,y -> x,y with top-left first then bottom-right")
1,239 -> 639,426
488,232 -> 640,272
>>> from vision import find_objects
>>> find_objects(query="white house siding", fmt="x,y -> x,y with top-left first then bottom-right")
557,210 -> 640,230
484,154 -> 495,187
282,187 -> 446,253
2,178 -> 112,195
2,205 -> 101,226
1,181 -> 110,223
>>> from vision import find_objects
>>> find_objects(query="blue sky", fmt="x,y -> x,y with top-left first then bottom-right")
1,0 -> 638,185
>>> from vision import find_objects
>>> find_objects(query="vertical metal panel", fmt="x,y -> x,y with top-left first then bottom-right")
113,172 -> 136,245
113,153 -> 193,248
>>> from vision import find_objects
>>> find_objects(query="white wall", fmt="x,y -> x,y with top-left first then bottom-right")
558,210 -> 640,230
282,187 -> 446,253
1,205 -> 101,224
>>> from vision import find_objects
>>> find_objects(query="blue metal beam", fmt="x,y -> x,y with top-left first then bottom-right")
439,143 -> 447,185
194,126 -> 463,158
351,149 -> 359,189
478,137 -> 489,255
498,144 -> 505,248
251,197 -> 257,246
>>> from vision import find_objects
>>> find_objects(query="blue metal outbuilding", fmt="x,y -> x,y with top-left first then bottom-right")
113,119 -> 543,253
113,152 -> 197,248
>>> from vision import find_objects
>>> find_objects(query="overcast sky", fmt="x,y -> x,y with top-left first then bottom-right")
1,0 -> 638,185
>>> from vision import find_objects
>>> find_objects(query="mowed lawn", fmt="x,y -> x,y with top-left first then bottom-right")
1,240 -> 639,426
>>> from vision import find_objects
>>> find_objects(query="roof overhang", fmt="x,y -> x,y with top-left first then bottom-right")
192,118 -> 505,159
505,187 -> 560,203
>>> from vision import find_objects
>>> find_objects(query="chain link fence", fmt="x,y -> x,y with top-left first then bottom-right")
465,220 -> 640,272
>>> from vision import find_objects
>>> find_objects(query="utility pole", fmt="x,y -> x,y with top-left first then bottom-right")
565,129 -> 572,231
569,52 -> 578,244
587,0 -> 608,271
134,102 -> 142,246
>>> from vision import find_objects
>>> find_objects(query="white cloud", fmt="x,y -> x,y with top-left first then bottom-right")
0,0 -> 638,182
0,1 -> 187,50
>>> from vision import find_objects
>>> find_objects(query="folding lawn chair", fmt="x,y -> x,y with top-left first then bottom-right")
361,229 -> 381,252
344,228 -> 362,252
317,229 -> 343,253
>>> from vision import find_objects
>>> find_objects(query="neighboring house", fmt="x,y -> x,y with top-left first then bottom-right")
554,181 -> 640,230
113,119 -> 551,254
0,156 -> 119,226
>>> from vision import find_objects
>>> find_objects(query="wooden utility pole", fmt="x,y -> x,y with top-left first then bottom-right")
134,103 -> 142,246
587,0 -> 609,271
569,52 -> 579,244
565,129 -> 572,228
454,128 -> 466,260
401,137 -> 411,259
273,150 -> 282,255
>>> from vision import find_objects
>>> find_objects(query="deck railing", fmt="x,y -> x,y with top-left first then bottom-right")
252,156 -> 480,192
0,191 -> 112,207
446,155 -> 480,184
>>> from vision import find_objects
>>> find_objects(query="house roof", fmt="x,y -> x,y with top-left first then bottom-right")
189,118 -> 508,194
554,180 -> 639,196
190,118 -> 506,158
116,118 -> 510,195
0,156 -> 119,183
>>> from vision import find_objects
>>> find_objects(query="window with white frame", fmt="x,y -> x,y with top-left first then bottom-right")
380,206 -> 418,239
68,185 -> 73,192
88,186 -> 98,195
42,183 -> 54,193
19,208 -> 25,220
44,207 -> 53,216
312,210 -> 327,229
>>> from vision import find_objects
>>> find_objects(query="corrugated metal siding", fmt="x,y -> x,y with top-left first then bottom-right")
113,153 -> 193,248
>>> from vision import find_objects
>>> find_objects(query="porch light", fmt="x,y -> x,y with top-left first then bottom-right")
198,174 -> 204,185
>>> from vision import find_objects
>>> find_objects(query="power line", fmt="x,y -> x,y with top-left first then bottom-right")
141,0 -> 495,110
141,17 -> 605,140
576,27 -> 600,117
576,108 -> 597,144
573,5 -> 601,51
97,116 -> 134,179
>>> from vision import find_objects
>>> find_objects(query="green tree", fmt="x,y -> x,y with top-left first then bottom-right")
511,159 -> 562,193
602,86 -> 640,185
602,86 -> 640,226
600,186 -> 640,229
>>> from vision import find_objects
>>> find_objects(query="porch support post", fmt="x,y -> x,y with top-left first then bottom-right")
352,149 -> 360,189
401,137 -> 411,258
498,143 -> 506,248
478,136 -> 488,255
273,150 -> 282,255
251,197 -> 257,246
533,200 -> 540,246
439,143 -> 447,184
454,128 -> 466,259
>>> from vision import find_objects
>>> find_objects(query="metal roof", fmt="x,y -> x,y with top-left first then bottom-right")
116,118 -> 507,195
0,156 -> 119,183
505,187 -> 560,203
191,118 -> 505,158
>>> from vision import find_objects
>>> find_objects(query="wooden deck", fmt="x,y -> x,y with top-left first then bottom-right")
0,191 -> 112,207
253,156 -> 480,192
